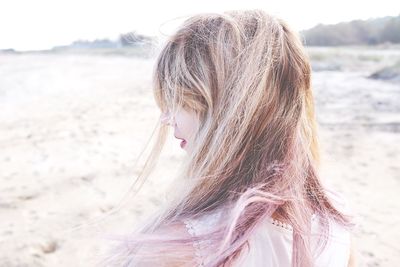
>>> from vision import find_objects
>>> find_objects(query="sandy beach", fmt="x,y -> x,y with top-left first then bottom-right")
0,47 -> 399,266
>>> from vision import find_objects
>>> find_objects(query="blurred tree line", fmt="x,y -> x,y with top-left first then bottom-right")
53,31 -> 155,50
119,31 -> 154,46
301,15 -> 400,46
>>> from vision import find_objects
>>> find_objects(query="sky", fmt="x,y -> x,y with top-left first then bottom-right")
0,0 -> 399,51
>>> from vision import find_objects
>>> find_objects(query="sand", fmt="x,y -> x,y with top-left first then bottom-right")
0,47 -> 399,266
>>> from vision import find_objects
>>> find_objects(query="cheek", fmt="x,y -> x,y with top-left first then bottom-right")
176,112 -> 200,139
179,118 -> 195,137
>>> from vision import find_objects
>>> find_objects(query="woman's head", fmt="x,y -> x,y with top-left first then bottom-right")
153,9 -> 318,163
153,9 -> 321,214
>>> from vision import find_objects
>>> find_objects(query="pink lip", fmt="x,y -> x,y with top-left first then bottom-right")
174,134 -> 187,148
180,140 -> 187,148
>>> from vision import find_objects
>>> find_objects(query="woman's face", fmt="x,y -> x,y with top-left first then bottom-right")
160,106 -> 200,152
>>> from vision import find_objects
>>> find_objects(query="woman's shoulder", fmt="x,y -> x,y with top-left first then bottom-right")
181,201 -> 353,267
180,209 -> 294,266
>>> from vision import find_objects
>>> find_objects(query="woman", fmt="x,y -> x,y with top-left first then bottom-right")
103,9 -> 356,266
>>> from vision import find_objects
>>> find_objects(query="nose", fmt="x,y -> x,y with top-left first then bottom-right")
160,112 -> 174,126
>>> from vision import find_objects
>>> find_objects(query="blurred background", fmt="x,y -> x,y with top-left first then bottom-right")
0,0 -> 399,266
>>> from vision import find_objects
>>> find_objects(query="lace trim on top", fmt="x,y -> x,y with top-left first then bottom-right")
266,213 -> 318,233
183,218 -> 206,267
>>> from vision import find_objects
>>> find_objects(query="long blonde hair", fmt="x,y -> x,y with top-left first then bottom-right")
104,9 -> 354,266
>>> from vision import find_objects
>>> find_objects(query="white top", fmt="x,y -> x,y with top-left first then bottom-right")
183,193 -> 351,267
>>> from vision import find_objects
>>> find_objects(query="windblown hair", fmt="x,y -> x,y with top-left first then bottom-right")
103,9 -> 354,267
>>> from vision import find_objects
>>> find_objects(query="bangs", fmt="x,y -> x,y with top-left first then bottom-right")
153,41 -> 189,113
153,38 -> 208,115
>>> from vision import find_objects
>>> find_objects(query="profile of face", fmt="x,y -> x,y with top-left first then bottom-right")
160,106 -> 200,152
